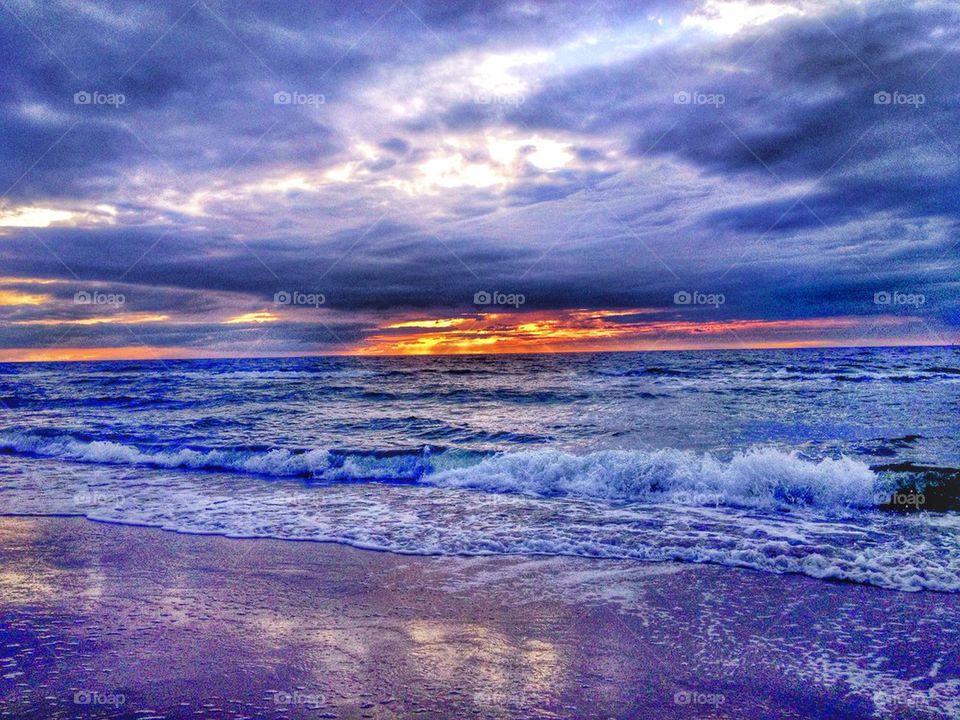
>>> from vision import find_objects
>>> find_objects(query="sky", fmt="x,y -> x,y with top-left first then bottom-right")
0,0 -> 958,360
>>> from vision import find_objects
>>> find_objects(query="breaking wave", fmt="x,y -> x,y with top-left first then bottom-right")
0,430 -> 925,513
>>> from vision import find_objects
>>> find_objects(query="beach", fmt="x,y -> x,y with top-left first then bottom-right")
2,351 -> 960,718
0,516 -> 956,719
3,0 -> 960,713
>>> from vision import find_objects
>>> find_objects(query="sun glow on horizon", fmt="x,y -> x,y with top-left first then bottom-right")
353,309 -> 906,356
0,347 -> 201,363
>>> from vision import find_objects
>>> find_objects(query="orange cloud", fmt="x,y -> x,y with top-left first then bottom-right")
0,277 -> 63,285
0,290 -> 51,306
223,311 -> 279,324
12,313 -> 170,326
354,309 -> 912,355
0,308 -> 936,363
385,318 -> 469,329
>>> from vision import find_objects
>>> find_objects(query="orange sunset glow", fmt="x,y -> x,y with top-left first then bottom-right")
355,309 -> 918,356
0,309 -> 931,362
0,346 -> 202,363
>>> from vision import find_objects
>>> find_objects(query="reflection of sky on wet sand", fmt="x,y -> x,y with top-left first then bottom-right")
0,566 -> 59,606
0,518 -> 104,607
405,620 -> 563,708
0,518 -> 575,715
228,609 -> 568,709
3,517 -> 959,718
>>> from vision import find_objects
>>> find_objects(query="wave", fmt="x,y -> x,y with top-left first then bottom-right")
641,366 -> 690,377
0,430 -> 937,513
0,430 -> 440,481
0,395 -> 205,410
2,449 -> 958,593
2,431 -> 959,592
429,447 -> 882,512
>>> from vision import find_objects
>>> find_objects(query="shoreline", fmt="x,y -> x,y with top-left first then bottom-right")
3,510 -> 944,589
1,516 -> 957,719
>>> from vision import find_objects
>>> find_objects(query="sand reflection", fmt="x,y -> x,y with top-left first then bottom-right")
405,620 -> 562,707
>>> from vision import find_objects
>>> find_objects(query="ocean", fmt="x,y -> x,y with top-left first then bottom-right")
1,345 -> 958,592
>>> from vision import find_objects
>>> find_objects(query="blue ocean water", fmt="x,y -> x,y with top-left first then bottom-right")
1,346 -> 958,591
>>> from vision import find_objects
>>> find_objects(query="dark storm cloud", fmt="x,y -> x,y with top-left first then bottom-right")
0,0 -> 684,198
706,173 -> 960,233
0,0 -> 368,199
0,0 -> 958,355
0,318 -> 369,352
509,1 -> 960,225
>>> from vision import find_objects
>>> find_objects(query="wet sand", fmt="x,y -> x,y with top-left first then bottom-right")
0,516 -> 956,719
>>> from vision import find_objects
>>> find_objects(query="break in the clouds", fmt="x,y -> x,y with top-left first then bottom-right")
0,0 -> 957,358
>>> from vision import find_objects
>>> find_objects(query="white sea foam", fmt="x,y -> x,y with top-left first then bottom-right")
3,348 -> 958,596
0,433 -> 330,476
1,450 -> 958,593
0,432 -> 422,480
0,432 -> 886,511
427,447 -> 882,511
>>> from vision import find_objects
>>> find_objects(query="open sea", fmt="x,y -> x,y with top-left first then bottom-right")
1,346 -> 958,592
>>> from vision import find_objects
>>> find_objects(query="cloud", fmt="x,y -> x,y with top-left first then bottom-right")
0,0 -> 957,358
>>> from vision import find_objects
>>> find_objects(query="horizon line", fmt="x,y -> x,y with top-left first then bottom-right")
0,338 -> 954,364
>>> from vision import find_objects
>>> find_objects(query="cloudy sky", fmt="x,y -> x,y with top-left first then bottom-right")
0,0 -> 957,359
